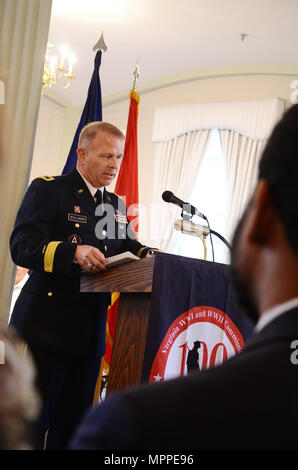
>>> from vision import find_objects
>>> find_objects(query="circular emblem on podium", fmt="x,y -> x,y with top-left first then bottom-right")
149,306 -> 245,383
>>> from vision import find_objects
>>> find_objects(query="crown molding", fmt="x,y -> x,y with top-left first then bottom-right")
102,65 -> 298,107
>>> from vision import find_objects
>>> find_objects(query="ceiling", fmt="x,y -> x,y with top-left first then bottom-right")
48,0 -> 298,107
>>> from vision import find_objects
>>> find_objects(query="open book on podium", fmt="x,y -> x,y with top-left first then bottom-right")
80,255 -> 155,394
105,250 -> 139,268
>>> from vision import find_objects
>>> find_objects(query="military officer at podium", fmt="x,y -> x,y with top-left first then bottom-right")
10,121 -> 152,450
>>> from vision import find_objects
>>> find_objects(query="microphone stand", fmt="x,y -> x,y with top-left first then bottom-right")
209,228 -> 231,251
179,211 -> 207,260
180,210 -> 231,261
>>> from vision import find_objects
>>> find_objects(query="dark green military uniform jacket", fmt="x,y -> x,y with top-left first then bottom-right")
10,168 -> 150,357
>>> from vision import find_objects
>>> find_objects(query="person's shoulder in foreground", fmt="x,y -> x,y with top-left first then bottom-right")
0,323 -> 40,449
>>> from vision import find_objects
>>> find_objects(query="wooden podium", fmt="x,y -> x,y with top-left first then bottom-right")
80,256 -> 155,395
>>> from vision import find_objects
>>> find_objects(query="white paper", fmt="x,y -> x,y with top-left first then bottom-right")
105,251 -> 139,268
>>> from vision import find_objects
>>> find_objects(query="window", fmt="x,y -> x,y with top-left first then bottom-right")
169,129 -> 230,264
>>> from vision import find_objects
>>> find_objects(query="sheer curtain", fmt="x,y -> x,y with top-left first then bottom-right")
151,129 -> 211,250
0,0 -> 52,322
219,131 -> 266,241
219,97 -> 286,242
151,97 -> 285,251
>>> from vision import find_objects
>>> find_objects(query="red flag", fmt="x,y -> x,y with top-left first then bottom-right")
104,292 -> 120,365
94,90 -> 140,401
115,89 -> 140,235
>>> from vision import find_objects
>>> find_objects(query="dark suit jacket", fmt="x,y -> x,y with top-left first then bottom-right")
10,168 -> 150,358
69,307 -> 298,449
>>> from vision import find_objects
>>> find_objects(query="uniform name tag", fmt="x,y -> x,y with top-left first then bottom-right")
68,213 -> 87,224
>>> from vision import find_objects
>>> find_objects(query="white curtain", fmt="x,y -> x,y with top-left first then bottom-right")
151,129 -> 211,250
219,130 -> 266,242
153,98 -> 285,142
0,0 -> 52,322
151,97 -> 286,251
219,96 -> 285,241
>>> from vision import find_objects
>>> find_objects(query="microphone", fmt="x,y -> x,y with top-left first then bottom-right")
162,191 -> 207,220
174,219 -> 210,238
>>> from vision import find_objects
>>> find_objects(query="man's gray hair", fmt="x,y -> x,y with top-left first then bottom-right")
78,121 -> 125,148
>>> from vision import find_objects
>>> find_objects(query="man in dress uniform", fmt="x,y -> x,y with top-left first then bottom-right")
10,121 -> 152,449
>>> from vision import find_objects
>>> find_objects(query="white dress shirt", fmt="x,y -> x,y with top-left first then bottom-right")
255,297 -> 298,333
9,273 -> 30,322
76,166 -> 104,201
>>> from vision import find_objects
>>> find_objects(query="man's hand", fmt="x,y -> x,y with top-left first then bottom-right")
146,249 -> 164,258
74,245 -> 107,272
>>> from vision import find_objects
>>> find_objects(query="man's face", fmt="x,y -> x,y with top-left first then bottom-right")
77,131 -> 124,187
230,204 -> 260,322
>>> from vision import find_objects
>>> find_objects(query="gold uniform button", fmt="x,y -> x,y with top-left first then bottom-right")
48,291 -> 53,297
104,245 -> 108,252
75,223 -> 80,228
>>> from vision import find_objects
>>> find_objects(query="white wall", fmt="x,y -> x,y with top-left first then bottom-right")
30,96 -> 66,181
29,93 -> 82,182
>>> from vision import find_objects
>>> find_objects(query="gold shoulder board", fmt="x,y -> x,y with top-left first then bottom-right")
35,175 -> 55,182
111,191 -> 124,201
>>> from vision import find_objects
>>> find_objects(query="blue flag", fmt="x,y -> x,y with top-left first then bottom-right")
62,50 -> 103,174
141,252 -> 255,383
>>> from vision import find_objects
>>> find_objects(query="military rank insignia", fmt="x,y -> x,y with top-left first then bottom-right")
68,234 -> 82,244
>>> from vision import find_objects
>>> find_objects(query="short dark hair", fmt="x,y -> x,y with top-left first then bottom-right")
258,104 -> 298,253
78,121 -> 125,148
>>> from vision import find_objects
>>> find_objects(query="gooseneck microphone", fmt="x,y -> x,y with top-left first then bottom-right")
162,190 -> 207,220
162,191 -> 231,261
174,219 -> 210,238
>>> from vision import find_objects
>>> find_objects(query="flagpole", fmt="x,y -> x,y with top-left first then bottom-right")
99,62 -> 141,400
132,61 -> 139,91
62,33 -> 106,174
93,32 -> 108,53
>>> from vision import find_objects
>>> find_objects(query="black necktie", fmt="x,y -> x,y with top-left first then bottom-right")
94,189 -> 102,205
